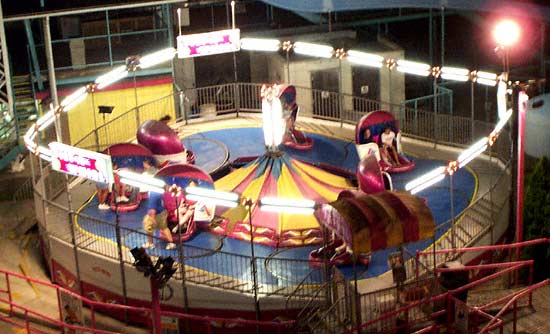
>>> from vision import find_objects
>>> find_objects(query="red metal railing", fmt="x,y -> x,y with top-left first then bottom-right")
478,279 -> 550,333
415,238 -> 550,281
0,268 -> 295,334
344,256 -> 539,334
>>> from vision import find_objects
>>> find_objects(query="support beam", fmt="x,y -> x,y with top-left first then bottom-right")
0,2 -> 14,119
24,20 -> 44,91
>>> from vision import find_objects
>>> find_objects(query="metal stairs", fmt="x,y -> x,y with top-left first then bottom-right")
12,74 -> 38,135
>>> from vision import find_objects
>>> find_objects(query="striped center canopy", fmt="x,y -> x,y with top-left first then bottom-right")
215,154 -> 353,243
314,190 -> 435,253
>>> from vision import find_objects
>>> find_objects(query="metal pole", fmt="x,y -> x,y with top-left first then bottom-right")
106,10 -> 113,66
23,20 -> 44,91
133,71 -> 140,126
150,277 -> 162,334
0,2 -> 14,120
43,17 -> 58,108
516,90 -> 527,260
175,190 -> 190,330
429,9 -> 433,67
471,81 -> 475,143
440,7 -> 445,67
247,203 -> 260,333
4,0 -> 199,22
433,78 -> 438,146
541,23 -> 546,92
91,92 -> 100,151
113,183 -> 129,323
229,1 -> 239,117
286,50 -> 290,83
231,1 -> 235,30
450,173 -> 455,249
339,59 -> 344,127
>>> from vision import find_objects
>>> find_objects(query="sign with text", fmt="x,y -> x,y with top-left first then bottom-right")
49,142 -> 114,184
177,29 -> 240,58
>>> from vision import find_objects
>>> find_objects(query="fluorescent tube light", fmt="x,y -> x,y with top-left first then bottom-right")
240,38 -> 281,52
95,65 -> 128,90
139,47 -> 176,69
405,166 -> 446,192
293,42 -> 334,58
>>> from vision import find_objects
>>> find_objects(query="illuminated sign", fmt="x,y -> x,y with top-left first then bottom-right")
177,29 -> 240,58
49,142 -> 114,184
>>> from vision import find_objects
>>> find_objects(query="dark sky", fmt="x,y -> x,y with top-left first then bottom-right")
2,0 -> 163,16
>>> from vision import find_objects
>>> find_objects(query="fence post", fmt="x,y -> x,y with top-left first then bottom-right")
234,83 -> 240,118
180,90 -> 188,125
414,100 -> 418,135
449,92 -> 453,143
114,211 -> 129,323
68,210 -> 83,295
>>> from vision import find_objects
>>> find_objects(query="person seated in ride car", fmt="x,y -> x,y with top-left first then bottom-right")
112,163 -> 129,202
380,126 -> 400,166
171,181 -> 197,234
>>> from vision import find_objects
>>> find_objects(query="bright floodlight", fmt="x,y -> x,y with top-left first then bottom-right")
493,20 -> 520,47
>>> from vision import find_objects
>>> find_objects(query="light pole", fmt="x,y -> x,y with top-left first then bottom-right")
493,19 -> 525,257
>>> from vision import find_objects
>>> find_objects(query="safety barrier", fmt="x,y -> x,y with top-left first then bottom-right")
0,268 -> 294,334
72,83 -> 510,164
344,256 -> 543,334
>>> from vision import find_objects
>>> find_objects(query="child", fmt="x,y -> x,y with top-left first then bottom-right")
381,126 -> 400,166
96,182 -> 110,210
142,208 -> 176,250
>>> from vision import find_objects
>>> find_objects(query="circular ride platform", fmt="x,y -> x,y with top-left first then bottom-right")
75,121 -> 476,282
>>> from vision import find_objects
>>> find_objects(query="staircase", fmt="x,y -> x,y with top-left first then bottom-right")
12,74 -> 38,135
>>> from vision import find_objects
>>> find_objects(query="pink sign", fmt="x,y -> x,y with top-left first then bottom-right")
49,142 -> 113,184
177,29 -> 240,58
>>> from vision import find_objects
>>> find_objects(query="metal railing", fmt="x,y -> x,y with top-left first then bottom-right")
72,82 -> 509,160
0,268 -> 294,334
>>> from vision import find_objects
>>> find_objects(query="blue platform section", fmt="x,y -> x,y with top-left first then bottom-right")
76,127 -> 475,282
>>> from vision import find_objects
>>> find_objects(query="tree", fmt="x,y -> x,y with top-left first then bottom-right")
522,157 -> 550,281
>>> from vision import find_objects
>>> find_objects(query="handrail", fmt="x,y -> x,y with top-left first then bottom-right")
417,238 -> 550,257
346,259 -> 533,333
284,267 -> 326,308
479,279 -> 550,333
0,268 -> 295,333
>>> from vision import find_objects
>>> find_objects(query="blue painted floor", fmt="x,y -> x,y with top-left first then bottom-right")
77,127 -> 475,283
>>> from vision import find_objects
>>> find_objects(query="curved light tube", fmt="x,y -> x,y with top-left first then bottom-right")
61,87 -> 87,108
260,197 -> 315,215
405,166 -> 446,193
95,65 -> 128,90
185,186 -> 239,202
139,47 -> 176,69
346,50 -> 384,68
186,195 -> 238,208
475,71 -> 498,86
493,108 -> 513,134
496,80 -> 508,119
117,170 -> 165,188
440,67 -> 470,82
240,38 -> 281,52
293,42 -> 333,58
458,137 -> 488,167
119,177 -> 164,194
